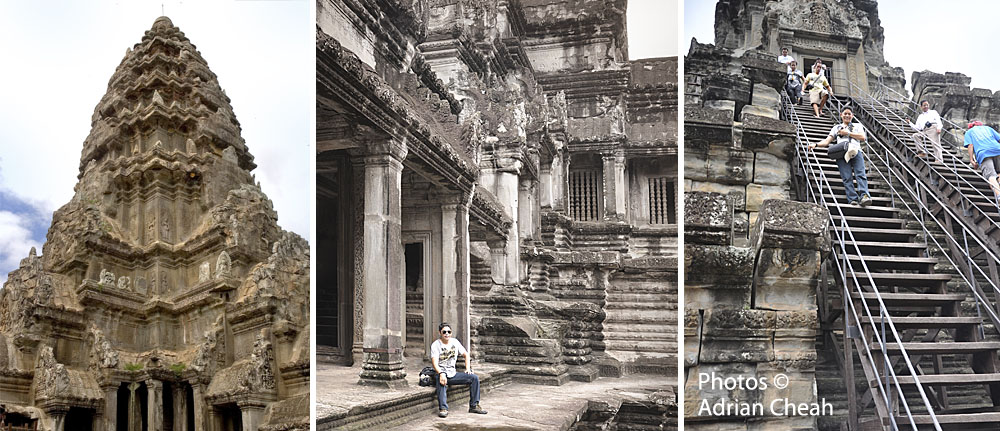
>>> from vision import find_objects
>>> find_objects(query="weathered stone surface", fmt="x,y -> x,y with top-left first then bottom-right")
685,245 -> 754,310
750,199 -> 831,252
685,146 -> 755,186
751,83 -> 780,112
684,192 -> 733,245
912,70 -> 1000,128
701,309 -> 776,363
740,104 -> 778,120
0,16 -> 309,430
752,153 -> 792,187
753,248 -> 820,311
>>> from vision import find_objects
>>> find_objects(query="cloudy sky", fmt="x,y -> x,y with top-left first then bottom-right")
629,0 -> 679,59
0,1 -> 311,284
685,0 -> 1000,92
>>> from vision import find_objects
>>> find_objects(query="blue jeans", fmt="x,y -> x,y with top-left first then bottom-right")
435,372 -> 480,410
836,154 -> 869,202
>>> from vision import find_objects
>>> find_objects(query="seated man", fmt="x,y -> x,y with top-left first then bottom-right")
432,322 -> 488,418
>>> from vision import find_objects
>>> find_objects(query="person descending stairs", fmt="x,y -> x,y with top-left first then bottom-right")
785,94 -> 1000,430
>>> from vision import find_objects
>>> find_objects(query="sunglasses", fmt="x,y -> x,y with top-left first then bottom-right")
441,330 -> 452,334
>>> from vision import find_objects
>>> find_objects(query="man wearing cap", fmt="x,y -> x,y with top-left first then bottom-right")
431,322 -> 488,418
965,121 -> 1000,196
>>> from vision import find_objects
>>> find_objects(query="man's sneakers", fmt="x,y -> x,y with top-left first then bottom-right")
848,200 -> 859,207
859,194 -> 871,207
439,410 -> 448,418
469,404 -> 488,414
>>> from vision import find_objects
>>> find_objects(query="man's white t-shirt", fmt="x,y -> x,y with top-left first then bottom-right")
431,338 -> 468,378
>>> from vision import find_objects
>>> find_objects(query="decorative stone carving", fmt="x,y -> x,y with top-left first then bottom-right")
99,268 -> 115,286
35,345 -> 70,400
215,251 -> 231,279
199,262 -> 211,283
89,324 -> 119,369
249,330 -> 276,390
117,276 -> 130,291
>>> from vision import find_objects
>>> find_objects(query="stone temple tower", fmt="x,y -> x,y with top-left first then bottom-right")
0,17 -> 309,431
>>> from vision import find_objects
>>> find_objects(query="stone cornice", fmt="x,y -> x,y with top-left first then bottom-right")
317,30 -> 479,193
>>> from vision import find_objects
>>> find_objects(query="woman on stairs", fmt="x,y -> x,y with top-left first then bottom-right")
807,106 -> 872,207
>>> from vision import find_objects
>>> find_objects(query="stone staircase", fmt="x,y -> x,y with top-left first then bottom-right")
598,272 -> 677,377
791,101 -> 1000,429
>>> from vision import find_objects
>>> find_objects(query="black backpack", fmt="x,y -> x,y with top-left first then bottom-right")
418,367 -> 437,386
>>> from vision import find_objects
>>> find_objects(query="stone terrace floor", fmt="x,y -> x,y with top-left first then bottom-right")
388,375 -> 676,430
316,357 -> 675,430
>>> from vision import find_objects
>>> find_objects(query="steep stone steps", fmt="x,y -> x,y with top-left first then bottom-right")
599,274 -> 676,377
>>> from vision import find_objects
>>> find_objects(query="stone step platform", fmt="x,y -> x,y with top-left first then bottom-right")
385,375 -> 677,431
600,330 -> 675,343
603,322 -> 676,334
605,300 -> 675,310
605,309 -> 674,323
316,361 -> 514,430
605,292 -> 677,303
603,340 -> 676,353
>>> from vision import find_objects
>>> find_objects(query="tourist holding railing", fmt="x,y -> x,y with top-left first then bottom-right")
964,121 -> 1000,197
910,100 -> 944,161
803,64 -> 833,118
807,106 -> 872,207
786,60 -> 804,105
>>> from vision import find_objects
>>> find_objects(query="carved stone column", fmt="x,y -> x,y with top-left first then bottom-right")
495,157 -> 521,285
191,382 -> 206,431
441,193 -> 472,349
128,382 -> 143,431
173,384 -> 188,431
554,147 -> 569,213
488,239 -> 507,286
47,407 -> 68,431
518,177 -> 534,241
238,401 -> 267,431
147,379 -> 164,431
102,383 -> 118,431
351,158 -> 366,362
358,138 -> 409,388
539,161 -> 552,209
602,150 -> 627,221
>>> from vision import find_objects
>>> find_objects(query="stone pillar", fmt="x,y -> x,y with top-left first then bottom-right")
602,150 -> 627,221
358,138 -> 409,388
173,384 -> 188,431
518,177 -> 534,241
495,162 -> 520,284
99,384 -> 118,431
128,382 -> 143,431
441,194 -> 472,349
551,150 -> 566,213
48,408 -> 68,431
208,407 -> 223,431
488,239 -> 507,286
238,401 -> 266,431
351,159 -> 366,362
147,379 -> 164,431
539,161 -> 552,209
191,383 -> 206,431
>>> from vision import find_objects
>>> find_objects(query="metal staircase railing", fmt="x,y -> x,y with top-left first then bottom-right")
849,80 -> 1000,318
782,91 -> 942,430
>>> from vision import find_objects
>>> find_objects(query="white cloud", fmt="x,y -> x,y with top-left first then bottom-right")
0,211 -> 43,286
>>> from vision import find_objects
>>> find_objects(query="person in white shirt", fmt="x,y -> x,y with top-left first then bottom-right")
909,100 -> 944,161
777,47 -> 793,73
808,106 -> 871,206
431,322 -> 488,418
786,60 -> 804,104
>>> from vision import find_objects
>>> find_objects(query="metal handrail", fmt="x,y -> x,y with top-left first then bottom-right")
851,80 -> 1000,221
783,91 -> 940,430
871,80 -> 966,133
851,106 -> 1000,334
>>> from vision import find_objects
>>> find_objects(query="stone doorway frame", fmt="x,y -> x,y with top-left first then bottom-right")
402,231 -> 435,360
